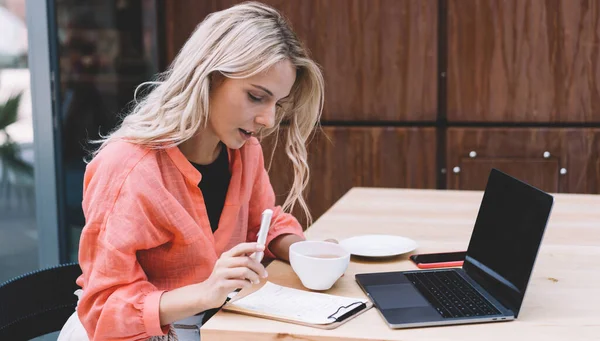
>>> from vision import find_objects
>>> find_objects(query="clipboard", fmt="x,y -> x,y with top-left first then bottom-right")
222,282 -> 373,330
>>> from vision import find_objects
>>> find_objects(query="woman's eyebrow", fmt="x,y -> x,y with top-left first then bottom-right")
251,84 -> 290,101
250,84 -> 273,97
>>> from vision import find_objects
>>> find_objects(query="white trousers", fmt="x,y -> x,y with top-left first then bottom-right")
57,290 -> 202,341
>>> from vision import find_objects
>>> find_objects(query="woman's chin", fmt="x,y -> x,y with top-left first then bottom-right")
221,131 -> 255,150
222,138 -> 246,150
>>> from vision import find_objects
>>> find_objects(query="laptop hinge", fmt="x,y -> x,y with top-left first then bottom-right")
463,256 -> 519,315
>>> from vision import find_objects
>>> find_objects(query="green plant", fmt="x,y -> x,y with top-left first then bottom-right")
0,93 -> 34,191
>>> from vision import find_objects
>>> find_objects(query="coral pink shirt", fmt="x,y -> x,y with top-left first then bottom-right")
76,138 -> 303,340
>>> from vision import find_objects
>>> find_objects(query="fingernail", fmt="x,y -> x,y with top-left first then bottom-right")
262,271 -> 268,278
257,244 -> 265,250
253,279 -> 260,284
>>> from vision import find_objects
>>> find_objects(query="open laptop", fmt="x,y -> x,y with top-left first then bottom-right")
355,168 -> 554,328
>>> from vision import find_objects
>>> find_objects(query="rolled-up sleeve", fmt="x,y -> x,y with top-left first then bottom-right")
247,146 -> 304,260
77,167 -> 172,341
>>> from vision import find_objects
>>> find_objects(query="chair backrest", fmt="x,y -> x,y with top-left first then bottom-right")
0,263 -> 82,340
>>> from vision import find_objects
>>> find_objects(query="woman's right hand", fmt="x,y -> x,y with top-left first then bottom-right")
197,242 -> 268,309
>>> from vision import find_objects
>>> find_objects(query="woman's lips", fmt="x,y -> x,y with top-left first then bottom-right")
239,128 -> 252,140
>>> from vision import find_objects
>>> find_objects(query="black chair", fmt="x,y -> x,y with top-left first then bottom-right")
0,263 -> 82,340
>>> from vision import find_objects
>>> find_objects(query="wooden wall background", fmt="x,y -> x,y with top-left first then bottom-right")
163,0 -> 600,227
447,0 -> 600,123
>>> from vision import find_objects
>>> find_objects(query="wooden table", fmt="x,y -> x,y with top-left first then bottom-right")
202,188 -> 600,340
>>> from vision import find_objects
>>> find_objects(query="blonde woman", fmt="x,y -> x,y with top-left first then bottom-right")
57,2 -> 324,340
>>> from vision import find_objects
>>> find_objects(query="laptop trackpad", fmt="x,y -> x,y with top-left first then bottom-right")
368,284 -> 430,310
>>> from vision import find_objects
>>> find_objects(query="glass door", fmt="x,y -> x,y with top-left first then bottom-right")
0,0 -> 37,283
51,0 -> 161,261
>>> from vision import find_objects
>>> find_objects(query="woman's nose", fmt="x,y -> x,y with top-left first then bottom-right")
255,107 -> 276,129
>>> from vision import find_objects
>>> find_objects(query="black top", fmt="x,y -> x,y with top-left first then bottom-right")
190,144 -> 231,233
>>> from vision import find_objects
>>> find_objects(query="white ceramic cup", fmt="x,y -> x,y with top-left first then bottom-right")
289,241 -> 350,291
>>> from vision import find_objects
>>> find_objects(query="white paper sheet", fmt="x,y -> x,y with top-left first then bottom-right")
227,282 -> 368,325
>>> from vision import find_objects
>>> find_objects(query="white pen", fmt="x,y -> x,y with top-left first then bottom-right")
225,209 -> 273,301
251,208 -> 273,262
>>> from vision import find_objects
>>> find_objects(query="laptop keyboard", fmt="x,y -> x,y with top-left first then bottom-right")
405,270 -> 502,318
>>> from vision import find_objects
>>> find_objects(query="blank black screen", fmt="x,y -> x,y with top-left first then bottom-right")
464,169 -> 553,316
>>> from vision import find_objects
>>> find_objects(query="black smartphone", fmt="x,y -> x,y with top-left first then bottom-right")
409,251 -> 467,269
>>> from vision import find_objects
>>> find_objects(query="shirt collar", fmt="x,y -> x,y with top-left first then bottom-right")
165,144 -> 238,186
165,145 -> 202,185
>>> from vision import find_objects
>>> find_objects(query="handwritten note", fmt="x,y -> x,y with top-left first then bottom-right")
226,282 -> 368,325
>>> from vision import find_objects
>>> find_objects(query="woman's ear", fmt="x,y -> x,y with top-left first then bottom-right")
209,71 -> 226,90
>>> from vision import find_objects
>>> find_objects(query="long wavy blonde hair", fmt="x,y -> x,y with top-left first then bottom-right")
92,1 -> 324,225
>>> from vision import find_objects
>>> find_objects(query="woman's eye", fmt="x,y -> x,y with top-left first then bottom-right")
248,93 -> 262,102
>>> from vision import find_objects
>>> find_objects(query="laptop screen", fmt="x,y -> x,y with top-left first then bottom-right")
463,169 -> 553,317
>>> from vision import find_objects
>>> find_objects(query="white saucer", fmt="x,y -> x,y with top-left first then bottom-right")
339,234 -> 418,257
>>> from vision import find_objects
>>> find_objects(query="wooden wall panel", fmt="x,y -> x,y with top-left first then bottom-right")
163,0 -> 211,64
164,0 -> 438,122
455,158 -> 560,192
162,0 -> 600,209
447,128 -> 600,194
262,127 -> 437,226
447,0 -> 600,123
